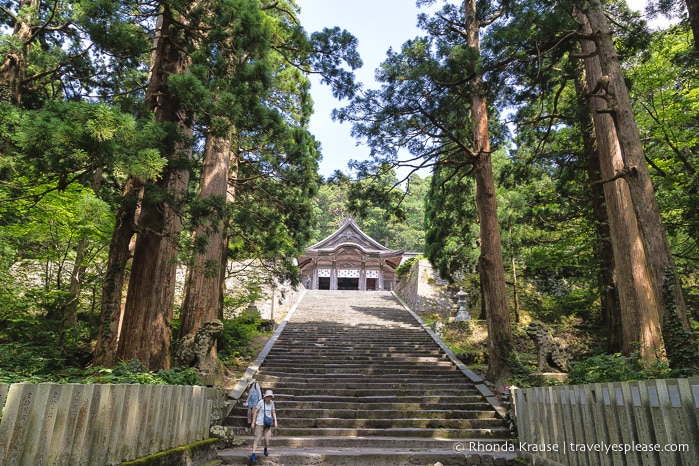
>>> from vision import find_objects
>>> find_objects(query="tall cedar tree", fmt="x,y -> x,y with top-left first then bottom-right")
180,2 -> 361,346
578,0 -> 699,366
337,0 -> 513,382
178,0 -> 273,344
576,12 -> 664,361
115,2 -> 196,369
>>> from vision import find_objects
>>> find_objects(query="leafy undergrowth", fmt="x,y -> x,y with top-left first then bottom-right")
437,315 -> 699,388
0,354 -> 201,386
0,308 -> 274,387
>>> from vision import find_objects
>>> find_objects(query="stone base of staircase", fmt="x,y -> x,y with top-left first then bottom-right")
218,444 -> 517,465
218,436 -> 518,465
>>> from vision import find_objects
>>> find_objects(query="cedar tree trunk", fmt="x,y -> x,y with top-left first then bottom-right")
117,6 -> 193,369
465,0 -> 512,383
577,9 -> 665,362
93,177 -> 142,366
585,1 -> 699,365
180,131 -> 232,338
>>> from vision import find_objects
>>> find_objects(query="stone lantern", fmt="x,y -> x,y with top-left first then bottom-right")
454,288 -> 471,321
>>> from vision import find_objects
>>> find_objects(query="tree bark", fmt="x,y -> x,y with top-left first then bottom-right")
465,0 -> 512,383
116,6 -> 193,369
585,1 -> 699,365
0,0 -> 38,105
93,177 -> 142,367
574,62 -> 622,353
180,131 -> 232,338
510,239 -> 520,325
577,9 -> 664,362
685,0 -> 699,51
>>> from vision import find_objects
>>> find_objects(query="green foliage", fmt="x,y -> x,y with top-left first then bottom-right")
310,172 -> 428,252
567,353 -> 674,385
395,256 -> 419,280
660,268 -> 699,374
217,309 -> 269,363
0,354 -> 201,385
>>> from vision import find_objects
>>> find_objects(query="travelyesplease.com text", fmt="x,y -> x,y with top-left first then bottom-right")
453,441 -> 690,455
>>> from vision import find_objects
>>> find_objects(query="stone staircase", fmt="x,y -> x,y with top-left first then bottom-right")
218,291 -> 516,465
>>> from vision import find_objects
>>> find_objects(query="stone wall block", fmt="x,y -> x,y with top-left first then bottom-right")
135,384 -> 153,456
29,383 -> 63,465
44,384 -> 80,465
121,384 -> 143,461
158,385 -> 175,452
0,383 -> 35,464
67,383 -> 97,465
88,384 -> 115,465
142,385 -> 164,455
105,384 -> 128,465
172,386 -> 186,447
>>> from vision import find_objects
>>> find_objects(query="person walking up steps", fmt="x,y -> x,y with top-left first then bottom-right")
250,390 -> 277,464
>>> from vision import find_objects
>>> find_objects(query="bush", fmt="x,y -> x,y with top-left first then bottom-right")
395,256 -> 420,281
567,353 -> 673,385
0,356 -> 202,385
217,309 -> 269,363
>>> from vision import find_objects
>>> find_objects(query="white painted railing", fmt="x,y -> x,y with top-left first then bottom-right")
0,383 -> 214,465
511,377 -> 699,465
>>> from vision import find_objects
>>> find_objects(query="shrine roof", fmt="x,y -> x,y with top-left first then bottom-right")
303,217 -> 404,258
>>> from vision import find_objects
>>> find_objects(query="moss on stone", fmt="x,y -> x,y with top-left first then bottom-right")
120,437 -> 218,465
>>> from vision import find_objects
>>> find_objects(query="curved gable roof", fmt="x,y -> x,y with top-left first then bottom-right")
305,217 -> 404,257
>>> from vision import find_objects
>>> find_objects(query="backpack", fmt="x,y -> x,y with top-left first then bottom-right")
246,381 -> 262,408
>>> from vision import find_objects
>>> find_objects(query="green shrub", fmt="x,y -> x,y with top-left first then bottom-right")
395,256 -> 420,280
0,355 -> 202,385
567,353 -> 673,385
217,309 -> 268,363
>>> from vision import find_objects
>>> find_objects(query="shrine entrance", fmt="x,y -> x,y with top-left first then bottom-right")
337,277 -> 360,290
298,217 -> 405,292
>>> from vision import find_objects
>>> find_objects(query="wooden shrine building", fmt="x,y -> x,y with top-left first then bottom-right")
298,217 -> 405,291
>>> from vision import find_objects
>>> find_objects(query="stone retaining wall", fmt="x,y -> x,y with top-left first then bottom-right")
395,259 -> 452,316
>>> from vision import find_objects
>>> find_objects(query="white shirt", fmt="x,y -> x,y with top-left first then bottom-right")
255,399 -> 275,426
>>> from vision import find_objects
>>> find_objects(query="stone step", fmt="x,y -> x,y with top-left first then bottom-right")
265,352 -> 448,360
250,388 -> 477,398
257,380 -> 475,390
255,373 -> 469,383
231,400 -> 495,412
268,348 -> 444,355
220,290 -> 510,465
272,340 -> 436,347
229,408 -> 499,420
225,435 -> 510,449
229,417 -> 504,430
218,446 -> 517,466
269,392 -> 486,401
260,361 -> 456,369
255,366 -> 459,375
227,426 -> 510,439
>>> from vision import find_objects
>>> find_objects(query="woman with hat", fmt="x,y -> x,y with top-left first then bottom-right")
250,389 -> 278,463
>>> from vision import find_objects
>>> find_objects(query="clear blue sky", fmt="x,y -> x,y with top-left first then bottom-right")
296,0 -> 652,178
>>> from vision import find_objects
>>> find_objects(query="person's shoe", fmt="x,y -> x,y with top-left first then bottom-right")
264,448 -> 269,456
250,453 -> 256,464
